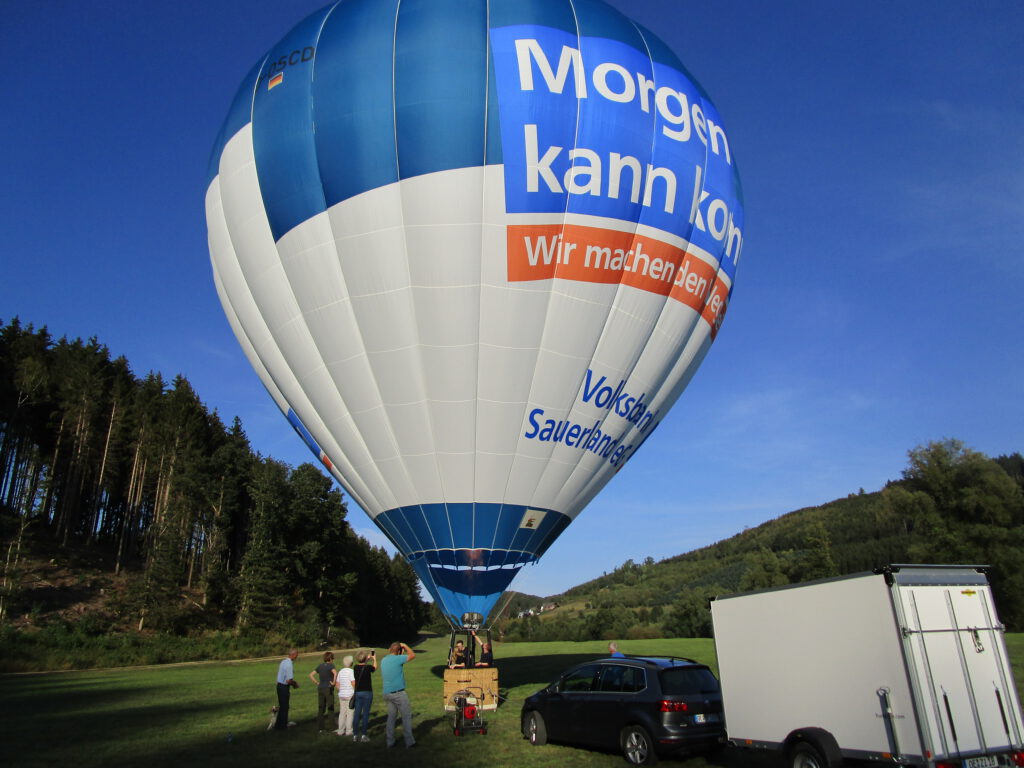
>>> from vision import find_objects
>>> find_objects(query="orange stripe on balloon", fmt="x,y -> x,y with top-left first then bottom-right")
506,223 -> 728,337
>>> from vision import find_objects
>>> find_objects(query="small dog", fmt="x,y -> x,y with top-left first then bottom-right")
267,705 -> 279,730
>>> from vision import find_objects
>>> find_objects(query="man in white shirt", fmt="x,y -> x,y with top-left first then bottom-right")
275,648 -> 300,729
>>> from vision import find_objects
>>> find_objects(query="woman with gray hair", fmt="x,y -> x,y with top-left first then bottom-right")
335,654 -> 356,737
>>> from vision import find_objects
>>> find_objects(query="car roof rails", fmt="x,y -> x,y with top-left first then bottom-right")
628,655 -> 701,666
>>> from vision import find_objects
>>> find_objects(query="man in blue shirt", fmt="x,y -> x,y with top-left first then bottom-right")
275,648 -> 300,729
608,641 -> 625,658
379,641 -> 416,748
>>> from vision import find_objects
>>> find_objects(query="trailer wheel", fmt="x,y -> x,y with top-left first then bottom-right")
621,725 -> 659,766
790,742 -> 827,768
524,711 -> 547,746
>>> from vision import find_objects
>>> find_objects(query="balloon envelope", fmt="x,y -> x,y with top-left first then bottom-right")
206,0 -> 744,626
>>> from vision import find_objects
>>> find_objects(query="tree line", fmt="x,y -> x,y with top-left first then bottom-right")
0,318 -> 427,645
497,439 -> 1024,642
4,316 -> 1021,655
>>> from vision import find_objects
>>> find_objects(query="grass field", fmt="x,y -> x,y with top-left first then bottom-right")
1,634 -> 1021,768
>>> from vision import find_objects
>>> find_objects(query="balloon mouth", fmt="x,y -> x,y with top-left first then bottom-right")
408,556 -> 528,627
374,502 -> 571,560
414,548 -> 539,569
371,502 -> 573,624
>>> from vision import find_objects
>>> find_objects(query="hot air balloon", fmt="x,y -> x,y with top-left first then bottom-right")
205,0 -> 744,629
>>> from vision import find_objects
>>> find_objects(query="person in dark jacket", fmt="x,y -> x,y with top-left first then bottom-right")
309,651 -> 336,732
351,650 -> 377,742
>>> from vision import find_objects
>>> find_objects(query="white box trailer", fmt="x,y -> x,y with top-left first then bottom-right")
710,565 -> 1024,768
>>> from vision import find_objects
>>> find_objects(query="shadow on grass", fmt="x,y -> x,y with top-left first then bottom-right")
0,640 -> 790,768
2,673 -> 180,712
0,674 -> 779,768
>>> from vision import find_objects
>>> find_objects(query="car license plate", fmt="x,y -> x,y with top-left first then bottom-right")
964,756 -> 998,768
693,714 -> 706,724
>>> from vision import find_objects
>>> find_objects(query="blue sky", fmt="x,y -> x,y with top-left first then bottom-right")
3,1 -> 1022,599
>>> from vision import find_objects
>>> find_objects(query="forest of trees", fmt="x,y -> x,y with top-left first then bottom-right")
3,316 -> 1022,665
0,318 -> 428,650
497,440 -> 1024,643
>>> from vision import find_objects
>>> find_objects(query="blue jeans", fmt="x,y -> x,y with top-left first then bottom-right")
353,690 -> 373,736
383,690 -> 414,746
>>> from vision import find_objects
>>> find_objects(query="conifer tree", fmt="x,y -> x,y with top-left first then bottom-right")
236,459 -> 291,631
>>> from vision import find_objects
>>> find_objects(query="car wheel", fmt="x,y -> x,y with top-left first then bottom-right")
621,725 -> 659,766
790,741 -> 827,768
525,711 -> 547,746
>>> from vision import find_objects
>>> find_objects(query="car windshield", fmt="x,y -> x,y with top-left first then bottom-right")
659,666 -> 720,695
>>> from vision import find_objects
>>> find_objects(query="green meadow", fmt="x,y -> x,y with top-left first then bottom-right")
2,635 -> 1021,768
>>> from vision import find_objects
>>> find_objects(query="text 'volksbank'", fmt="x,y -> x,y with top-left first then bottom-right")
524,369 -> 659,468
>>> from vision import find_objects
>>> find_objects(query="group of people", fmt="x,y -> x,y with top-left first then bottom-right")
308,649 -> 377,738
447,630 -> 493,668
273,641 -> 418,748
274,633 -> 503,745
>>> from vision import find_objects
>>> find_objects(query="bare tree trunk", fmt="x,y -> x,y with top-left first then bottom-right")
87,400 -> 118,545
43,414 -> 67,531
61,400 -> 92,548
22,458 -> 43,522
1,435 -> 20,510
4,437 -> 28,513
116,429 -> 146,575
0,513 -> 32,622
186,525 -> 199,589
201,480 -> 225,606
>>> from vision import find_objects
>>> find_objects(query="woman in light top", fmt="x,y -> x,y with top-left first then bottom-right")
334,655 -> 356,737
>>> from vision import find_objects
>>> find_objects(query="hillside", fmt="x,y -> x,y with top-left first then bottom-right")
4,319 -> 1021,668
2,534 -> 129,631
496,442 -> 1024,641
4,436 -> 1022,665
0,319 -> 424,669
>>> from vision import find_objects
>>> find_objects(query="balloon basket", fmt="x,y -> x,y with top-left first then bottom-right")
443,667 -> 499,713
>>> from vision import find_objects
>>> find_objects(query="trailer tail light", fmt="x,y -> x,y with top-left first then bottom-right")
1011,751 -> 1024,767
659,700 -> 689,713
